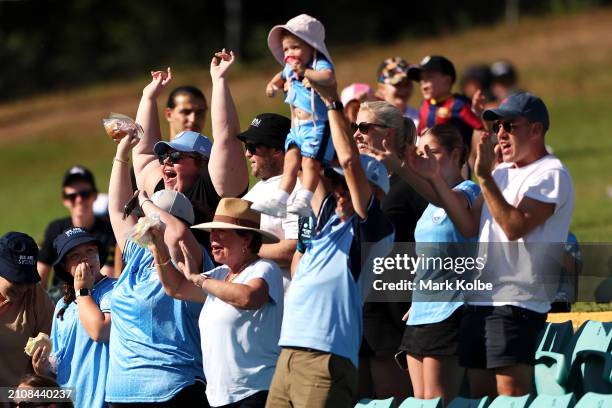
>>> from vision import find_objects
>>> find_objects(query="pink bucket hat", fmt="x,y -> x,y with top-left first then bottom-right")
267,14 -> 333,66
341,83 -> 373,107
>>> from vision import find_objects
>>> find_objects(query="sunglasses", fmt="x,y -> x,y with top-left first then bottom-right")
157,151 -> 198,165
350,122 -> 390,134
62,189 -> 94,202
492,121 -> 528,134
245,143 -> 264,155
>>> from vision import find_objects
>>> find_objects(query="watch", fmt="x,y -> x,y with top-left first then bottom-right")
75,288 -> 91,298
326,100 -> 343,111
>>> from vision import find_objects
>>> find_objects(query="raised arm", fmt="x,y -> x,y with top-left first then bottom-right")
108,135 -> 141,251
148,229 -> 206,303
73,262 -> 111,342
311,77 -> 372,218
475,133 -> 554,241
266,71 -> 284,98
133,69 -> 172,193
208,49 -> 249,197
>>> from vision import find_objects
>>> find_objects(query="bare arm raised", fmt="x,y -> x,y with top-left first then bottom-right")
208,49 -> 249,197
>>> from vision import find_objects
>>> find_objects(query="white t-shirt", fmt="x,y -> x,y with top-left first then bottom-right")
199,259 -> 283,406
244,176 -> 299,289
475,155 -> 575,313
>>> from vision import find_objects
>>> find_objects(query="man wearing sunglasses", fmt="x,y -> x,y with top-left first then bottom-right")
431,92 -> 575,398
37,166 -> 116,296
238,113 -> 299,292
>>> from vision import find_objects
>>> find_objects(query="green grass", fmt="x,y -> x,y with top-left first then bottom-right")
1,7 -> 612,250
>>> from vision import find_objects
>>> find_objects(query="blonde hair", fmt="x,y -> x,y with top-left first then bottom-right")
360,101 -> 416,158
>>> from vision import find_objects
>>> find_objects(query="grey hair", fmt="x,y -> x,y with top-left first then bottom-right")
360,101 -> 416,157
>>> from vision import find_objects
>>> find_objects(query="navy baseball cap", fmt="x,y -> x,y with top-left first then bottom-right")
483,92 -> 549,131
237,113 -> 291,150
408,55 -> 456,83
62,165 -> 97,190
325,155 -> 390,194
53,228 -> 107,284
0,232 -> 40,284
154,131 -> 213,159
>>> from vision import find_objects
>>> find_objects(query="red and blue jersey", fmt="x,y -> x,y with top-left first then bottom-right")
416,94 -> 483,146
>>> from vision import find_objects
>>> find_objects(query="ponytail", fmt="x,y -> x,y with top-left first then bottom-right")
56,283 -> 76,320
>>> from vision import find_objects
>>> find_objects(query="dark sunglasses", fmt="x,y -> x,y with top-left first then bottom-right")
62,189 -> 94,201
350,122 -> 390,134
492,121 -> 528,134
245,143 -> 264,155
157,150 -> 199,165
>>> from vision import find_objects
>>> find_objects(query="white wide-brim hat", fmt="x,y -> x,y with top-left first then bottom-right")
192,198 -> 280,244
267,14 -> 333,66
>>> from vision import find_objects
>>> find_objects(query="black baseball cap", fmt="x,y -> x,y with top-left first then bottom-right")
483,92 -> 550,131
62,165 -> 97,190
53,227 -> 107,284
0,232 -> 40,284
408,55 -> 456,84
237,113 -> 291,150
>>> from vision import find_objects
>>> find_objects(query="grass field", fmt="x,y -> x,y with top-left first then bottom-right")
1,7 -> 612,246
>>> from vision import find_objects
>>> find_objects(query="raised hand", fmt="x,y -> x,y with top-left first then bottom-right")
266,81 -> 279,97
474,131 -> 497,180
142,67 -> 172,100
471,88 -> 486,118
177,240 -> 200,283
74,262 -> 94,291
364,139 -> 403,174
407,144 -> 441,181
210,49 -> 235,81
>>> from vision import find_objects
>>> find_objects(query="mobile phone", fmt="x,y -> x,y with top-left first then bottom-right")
394,350 -> 408,370
123,190 -> 142,220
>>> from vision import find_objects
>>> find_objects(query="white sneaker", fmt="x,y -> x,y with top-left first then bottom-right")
251,197 -> 287,218
286,196 -> 314,217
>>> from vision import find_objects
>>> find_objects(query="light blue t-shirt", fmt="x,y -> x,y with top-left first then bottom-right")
280,197 -> 394,367
282,56 -> 333,120
199,259 -> 283,406
105,240 -> 207,403
51,276 -> 115,408
408,180 -> 480,326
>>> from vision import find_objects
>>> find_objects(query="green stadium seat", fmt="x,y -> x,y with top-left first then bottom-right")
528,393 -> 575,408
397,397 -> 442,408
447,396 -> 490,408
566,321 -> 612,396
536,321 -> 574,354
574,392 -> 612,408
355,397 -> 396,408
535,320 -> 611,396
488,394 -> 531,408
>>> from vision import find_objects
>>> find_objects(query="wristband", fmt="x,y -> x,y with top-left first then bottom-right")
141,198 -> 154,208
326,100 -> 343,111
114,157 -> 129,164
75,288 -> 91,298
155,258 -> 171,267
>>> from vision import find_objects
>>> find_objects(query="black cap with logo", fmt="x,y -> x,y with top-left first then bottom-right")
237,113 -> 291,150
0,232 -> 40,284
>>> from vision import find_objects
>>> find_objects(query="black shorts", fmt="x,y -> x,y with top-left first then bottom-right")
398,306 -> 464,357
459,305 -> 547,369
360,301 -> 411,357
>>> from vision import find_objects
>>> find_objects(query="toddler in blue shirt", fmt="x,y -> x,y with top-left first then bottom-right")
252,14 -> 336,218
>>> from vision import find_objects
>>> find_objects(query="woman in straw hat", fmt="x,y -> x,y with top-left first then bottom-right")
148,197 -> 284,408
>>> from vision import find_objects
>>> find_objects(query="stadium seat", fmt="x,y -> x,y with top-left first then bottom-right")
488,394 -> 531,408
355,397 -> 396,408
535,320 -> 612,396
528,393 -> 576,408
397,397 -> 442,408
447,396 -> 490,408
536,321 -> 574,354
574,392 -> 612,408
566,320 -> 612,396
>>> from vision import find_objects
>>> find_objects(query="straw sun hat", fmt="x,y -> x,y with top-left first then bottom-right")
192,198 -> 280,244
